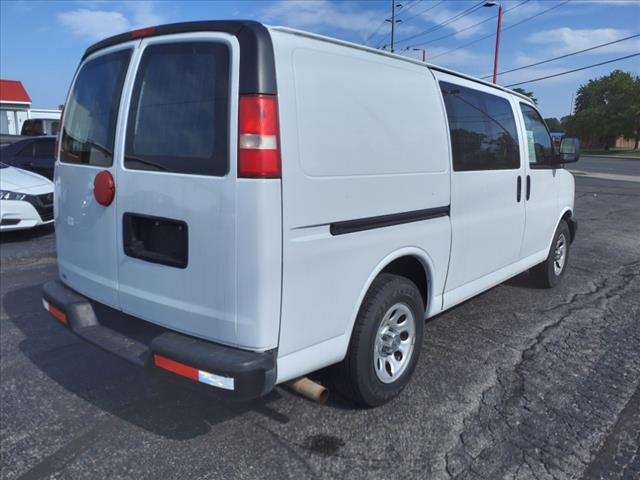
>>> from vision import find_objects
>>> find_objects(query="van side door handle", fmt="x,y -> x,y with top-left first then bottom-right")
526,175 -> 531,200
517,175 -> 522,202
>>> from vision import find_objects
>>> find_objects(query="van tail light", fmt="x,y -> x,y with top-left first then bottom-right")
54,107 -> 64,161
238,94 -> 281,178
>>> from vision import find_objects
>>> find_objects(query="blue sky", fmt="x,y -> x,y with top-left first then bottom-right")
1,0 -> 639,119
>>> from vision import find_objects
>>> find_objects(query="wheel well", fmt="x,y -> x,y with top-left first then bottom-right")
561,210 -> 575,241
380,256 -> 428,308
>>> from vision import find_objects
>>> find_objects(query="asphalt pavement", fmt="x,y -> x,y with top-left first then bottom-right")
577,155 -> 639,176
1,169 -> 639,479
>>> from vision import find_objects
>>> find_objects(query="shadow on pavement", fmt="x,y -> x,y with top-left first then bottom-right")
3,283 -> 291,440
0,224 -> 54,244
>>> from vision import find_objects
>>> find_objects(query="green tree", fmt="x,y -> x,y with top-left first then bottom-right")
564,70 -> 639,150
544,117 -> 563,131
512,87 -> 537,105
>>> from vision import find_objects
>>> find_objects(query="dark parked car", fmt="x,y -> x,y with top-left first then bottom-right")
0,136 -> 56,180
21,118 -> 59,136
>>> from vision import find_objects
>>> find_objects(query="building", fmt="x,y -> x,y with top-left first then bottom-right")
0,79 -> 61,135
0,79 -> 31,135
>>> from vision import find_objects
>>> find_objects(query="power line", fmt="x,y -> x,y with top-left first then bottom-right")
411,0 -> 529,49
429,0 -> 569,61
394,1 -> 486,47
399,0 -> 423,15
366,1 -> 427,47
398,0 -> 446,25
505,53 -> 640,87
364,19 -> 390,45
480,33 -> 640,79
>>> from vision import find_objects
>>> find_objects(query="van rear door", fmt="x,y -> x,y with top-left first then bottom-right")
56,43 -> 135,307
115,33 -> 239,346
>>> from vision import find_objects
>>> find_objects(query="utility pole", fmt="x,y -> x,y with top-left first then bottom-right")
568,92 -> 575,116
390,1 -> 397,52
386,1 -> 402,53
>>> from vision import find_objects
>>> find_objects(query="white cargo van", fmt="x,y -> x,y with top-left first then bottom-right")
43,21 -> 579,406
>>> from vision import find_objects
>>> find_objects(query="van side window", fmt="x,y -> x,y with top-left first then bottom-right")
440,82 -> 519,171
125,42 -> 230,176
520,103 -> 555,165
61,49 -> 131,166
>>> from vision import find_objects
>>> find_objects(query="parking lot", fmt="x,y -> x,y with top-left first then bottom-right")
1,171 -> 639,480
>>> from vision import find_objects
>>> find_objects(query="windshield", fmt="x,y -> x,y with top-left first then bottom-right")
60,49 -> 131,166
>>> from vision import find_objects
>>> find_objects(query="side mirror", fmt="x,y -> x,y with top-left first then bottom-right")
559,137 -> 580,163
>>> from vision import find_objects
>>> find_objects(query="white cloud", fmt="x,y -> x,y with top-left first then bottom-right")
58,2 -> 165,40
527,27 -> 640,55
58,9 -> 129,40
262,0 -> 389,40
130,1 -> 164,27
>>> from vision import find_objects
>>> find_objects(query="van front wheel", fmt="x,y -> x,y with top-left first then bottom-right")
333,273 -> 424,407
530,219 -> 571,288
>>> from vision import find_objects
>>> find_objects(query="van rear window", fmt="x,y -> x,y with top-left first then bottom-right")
61,49 -> 132,166
440,82 -> 520,171
124,42 -> 229,176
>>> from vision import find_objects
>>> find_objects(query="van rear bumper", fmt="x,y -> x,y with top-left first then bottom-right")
42,280 -> 277,401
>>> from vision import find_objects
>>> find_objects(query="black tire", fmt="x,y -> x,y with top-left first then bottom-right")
332,273 -> 424,407
530,220 -> 571,288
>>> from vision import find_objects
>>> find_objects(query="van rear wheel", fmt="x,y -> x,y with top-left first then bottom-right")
530,219 -> 571,288
333,273 -> 424,407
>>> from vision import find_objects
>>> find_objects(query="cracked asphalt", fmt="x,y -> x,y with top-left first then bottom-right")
1,173 -> 639,480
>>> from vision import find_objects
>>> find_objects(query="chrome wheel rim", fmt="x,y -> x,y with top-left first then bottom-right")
553,233 -> 567,276
374,303 -> 416,384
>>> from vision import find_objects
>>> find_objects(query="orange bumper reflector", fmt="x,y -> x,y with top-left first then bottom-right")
42,298 -> 68,325
154,354 -> 199,381
153,354 -> 235,390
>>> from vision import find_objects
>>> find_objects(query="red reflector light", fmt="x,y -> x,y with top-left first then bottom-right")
130,26 -> 157,38
94,170 -> 115,206
42,299 -> 68,325
154,354 -> 199,381
238,94 -> 281,178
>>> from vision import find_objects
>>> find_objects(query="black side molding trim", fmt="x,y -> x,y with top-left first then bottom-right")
83,20 -> 277,95
330,206 -> 450,236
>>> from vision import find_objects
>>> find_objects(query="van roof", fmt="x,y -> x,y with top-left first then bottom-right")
83,20 -> 277,95
269,26 -> 533,104
83,20 -> 533,104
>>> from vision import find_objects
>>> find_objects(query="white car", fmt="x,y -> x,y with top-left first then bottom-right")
0,163 -> 54,231
43,21 -> 579,407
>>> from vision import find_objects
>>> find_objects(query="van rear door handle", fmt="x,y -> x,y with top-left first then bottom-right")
526,175 -> 531,200
517,176 -> 522,202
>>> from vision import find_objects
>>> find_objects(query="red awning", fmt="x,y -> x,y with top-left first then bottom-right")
0,79 -> 31,104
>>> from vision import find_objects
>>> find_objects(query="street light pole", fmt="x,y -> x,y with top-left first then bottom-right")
492,3 -> 503,84
484,1 -> 503,84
